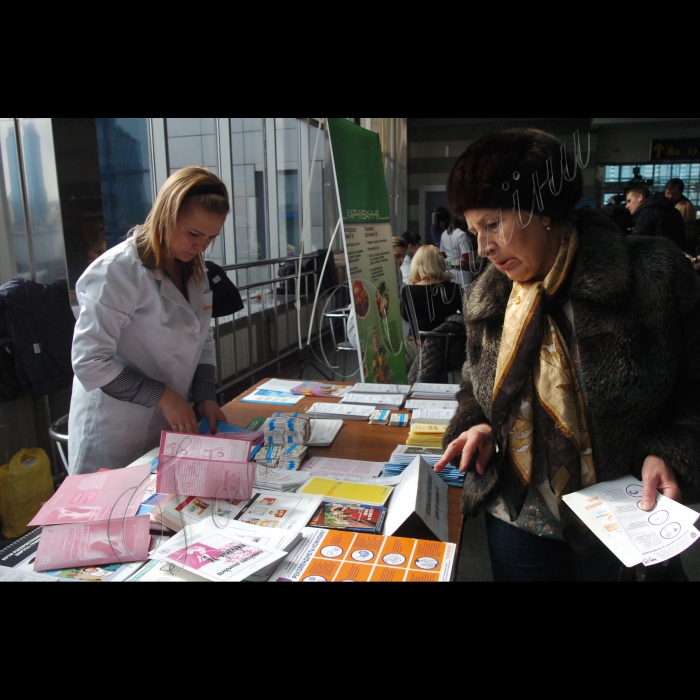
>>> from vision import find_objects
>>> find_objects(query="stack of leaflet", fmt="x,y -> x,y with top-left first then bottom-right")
306,403 -> 375,421
150,494 -> 250,533
384,446 -> 465,487
404,399 -> 459,411
410,383 -> 461,400
382,462 -> 465,488
254,444 -> 308,470
198,418 -> 264,447
351,383 -> 412,396
340,393 -> 405,410
406,423 -> 447,447
262,414 -> 311,445
254,466 -> 312,493
411,408 -> 457,426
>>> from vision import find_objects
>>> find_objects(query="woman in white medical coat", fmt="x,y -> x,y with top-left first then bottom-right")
68,167 -> 229,475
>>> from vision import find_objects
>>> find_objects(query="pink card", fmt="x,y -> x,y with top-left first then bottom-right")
156,432 -> 256,500
29,464 -> 152,527
33,516 -> 152,572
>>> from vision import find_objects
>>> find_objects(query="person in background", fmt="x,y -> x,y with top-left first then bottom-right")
399,231 -> 422,287
435,128 -> 700,582
430,207 -> 450,247
602,194 -> 633,234
675,199 -> 700,257
68,167 -> 229,475
392,237 -> 408,277
401,245 -> 463,369
665,178 -> 691,206
626,184 -> 686,250
439,216 -> 475,287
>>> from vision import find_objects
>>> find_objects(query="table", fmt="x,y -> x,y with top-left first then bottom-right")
220,379 -> 465,558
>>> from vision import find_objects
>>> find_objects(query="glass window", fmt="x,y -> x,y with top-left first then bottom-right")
0,119 -> 31,283
275,119 -> 301,258
96,118 -> 152,250
230,118 -> 267,263
308,121 -> 327,252
166,118 -> 218,177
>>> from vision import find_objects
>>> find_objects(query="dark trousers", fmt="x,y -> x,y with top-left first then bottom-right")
484,513 -> 625,582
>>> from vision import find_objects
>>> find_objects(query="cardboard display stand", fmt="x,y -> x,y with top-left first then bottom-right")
383,457 -> 450,543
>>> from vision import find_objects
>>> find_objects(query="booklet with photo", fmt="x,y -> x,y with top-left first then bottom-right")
29,464 -> 152,527
236,490 -> 323,531
269,528 -> 456,582
308,502 -> 387,535
156,431 -> 256,500
33,516 -> 152,572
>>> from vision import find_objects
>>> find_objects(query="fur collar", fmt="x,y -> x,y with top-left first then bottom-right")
465,209 -> 631,322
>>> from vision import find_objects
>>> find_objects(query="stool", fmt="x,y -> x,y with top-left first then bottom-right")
49,414 -> 69,476
323,306 -> 356,376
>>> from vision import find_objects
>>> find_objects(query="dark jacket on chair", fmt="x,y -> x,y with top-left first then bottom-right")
407,314 -> 466,384
0,276 -> 76,396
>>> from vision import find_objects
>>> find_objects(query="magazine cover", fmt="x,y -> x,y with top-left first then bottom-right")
291,382 -> 350,398
309,502 -> 386,534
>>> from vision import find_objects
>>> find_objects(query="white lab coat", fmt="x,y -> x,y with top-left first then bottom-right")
440,228 -> 474,287
68,239 -> 215,475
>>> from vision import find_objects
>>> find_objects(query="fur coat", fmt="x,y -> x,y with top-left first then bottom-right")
444,209 -> 700,518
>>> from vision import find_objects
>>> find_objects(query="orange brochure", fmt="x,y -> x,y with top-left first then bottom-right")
270,528 -> 456,582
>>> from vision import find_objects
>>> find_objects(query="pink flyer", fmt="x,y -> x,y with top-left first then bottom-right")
29,464 -> 152,527
156,431 -> 256,499
33,516 -> 152,572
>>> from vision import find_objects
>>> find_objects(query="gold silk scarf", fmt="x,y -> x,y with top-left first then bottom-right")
491,225 -> 596,521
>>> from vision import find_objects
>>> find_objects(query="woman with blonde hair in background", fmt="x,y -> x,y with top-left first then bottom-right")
400,245 -> 463,369
68,167 -> 229,475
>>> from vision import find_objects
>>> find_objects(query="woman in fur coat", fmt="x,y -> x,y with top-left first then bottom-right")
435,129 -> 700,582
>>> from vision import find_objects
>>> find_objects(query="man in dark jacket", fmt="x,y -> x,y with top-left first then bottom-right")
626,184 -> 686,250
665,178 -> 691,206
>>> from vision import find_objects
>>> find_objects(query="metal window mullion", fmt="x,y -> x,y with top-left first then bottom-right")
14,119 -> 36,282
148,118 -> 169,197
216,118 -> 236,267
265,118 -> 280,261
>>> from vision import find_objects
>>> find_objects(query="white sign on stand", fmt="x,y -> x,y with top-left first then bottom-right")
384,457 -> 450,543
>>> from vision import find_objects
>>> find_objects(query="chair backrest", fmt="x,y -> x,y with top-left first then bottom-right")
408,314 -> 466,384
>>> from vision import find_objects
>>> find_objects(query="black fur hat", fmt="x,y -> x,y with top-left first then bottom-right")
447,129 -> 583,221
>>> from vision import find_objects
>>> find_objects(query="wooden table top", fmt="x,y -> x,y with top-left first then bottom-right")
221,379 -> 464,556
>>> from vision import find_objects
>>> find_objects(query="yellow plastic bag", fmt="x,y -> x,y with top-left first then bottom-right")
0,448 -> 54,539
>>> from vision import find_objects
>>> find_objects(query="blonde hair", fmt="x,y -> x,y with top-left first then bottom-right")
676,199 -> 697,224
131,166 -> 230,281
409,245 -> 453,285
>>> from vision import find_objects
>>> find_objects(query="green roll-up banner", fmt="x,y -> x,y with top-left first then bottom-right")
327,118 -> 407,384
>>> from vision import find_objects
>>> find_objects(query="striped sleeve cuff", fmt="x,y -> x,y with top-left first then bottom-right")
101,367 -> 166,408
192,364 -> 217,405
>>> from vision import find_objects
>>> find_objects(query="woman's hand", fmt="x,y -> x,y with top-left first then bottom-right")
435,424 -> 494,474
158,387 -> 198,434
197,400 -> 227,434
640,455 -> 682,511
